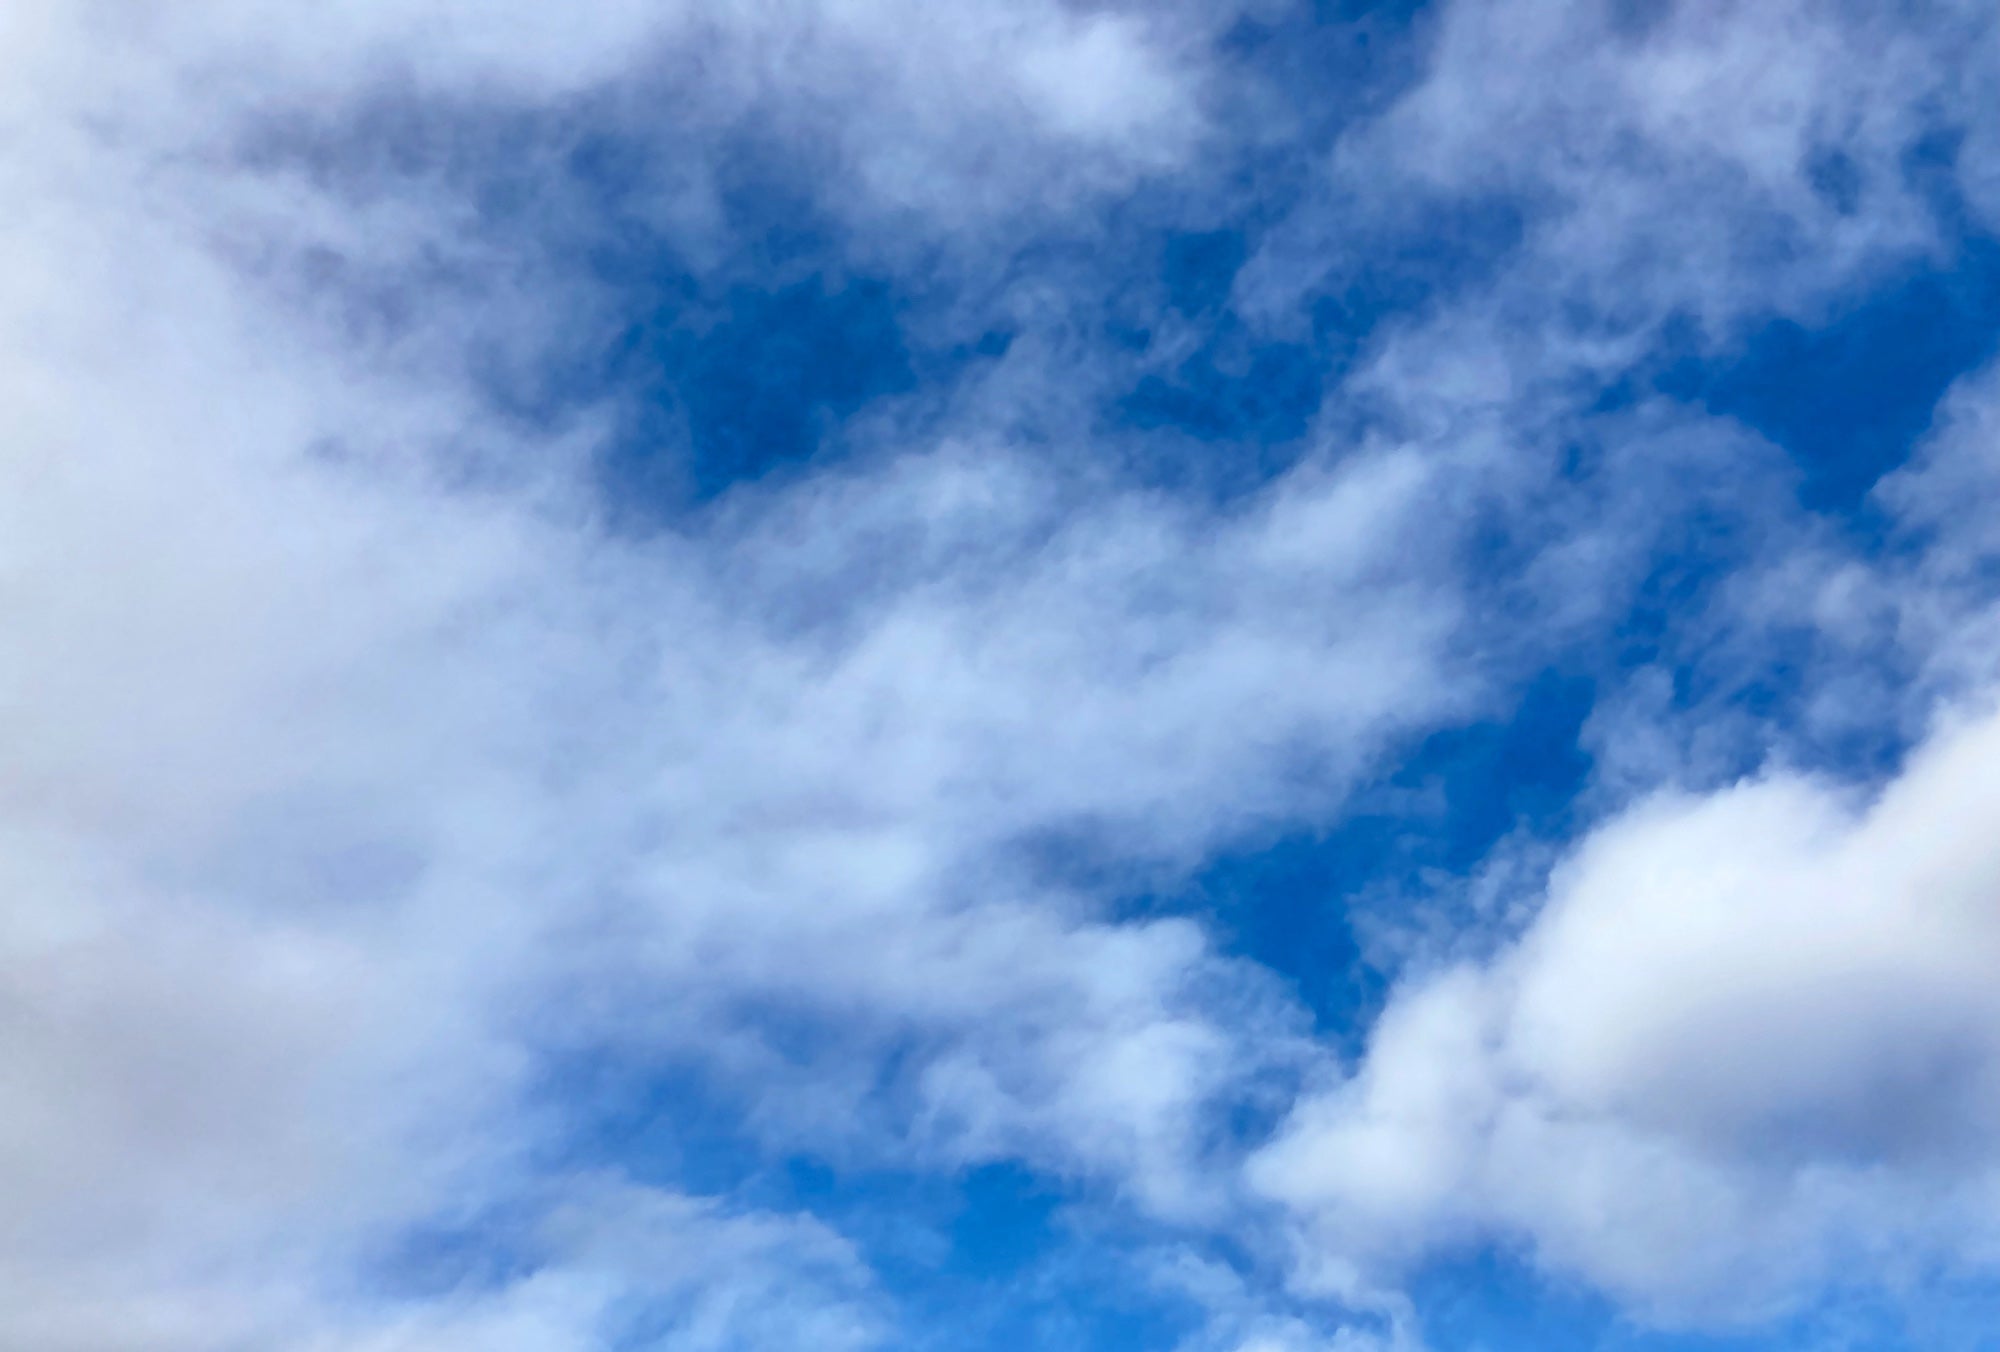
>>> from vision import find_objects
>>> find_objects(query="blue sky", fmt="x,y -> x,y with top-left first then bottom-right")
7,2 -> 2000,1350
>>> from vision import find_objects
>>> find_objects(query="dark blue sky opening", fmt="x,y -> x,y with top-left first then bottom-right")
1653,235 -> 2000,519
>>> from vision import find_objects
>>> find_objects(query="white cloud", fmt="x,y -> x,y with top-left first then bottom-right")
1255,691 -> 2000,1323
0,2 -> 1473,1345
6,0 -> 1227,266
1243,0 -> 1997,368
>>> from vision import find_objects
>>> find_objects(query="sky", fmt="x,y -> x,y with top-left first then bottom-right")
6,1 -> 2000,1349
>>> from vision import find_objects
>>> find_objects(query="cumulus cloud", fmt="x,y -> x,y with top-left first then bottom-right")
1230,1 -> 2000,1335
1255,681 -> 2000,1323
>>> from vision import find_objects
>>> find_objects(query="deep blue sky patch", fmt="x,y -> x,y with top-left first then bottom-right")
1655,237 -> 2000,515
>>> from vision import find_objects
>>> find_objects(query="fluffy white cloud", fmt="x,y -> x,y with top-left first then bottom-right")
1255,687 -> 2000,1323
